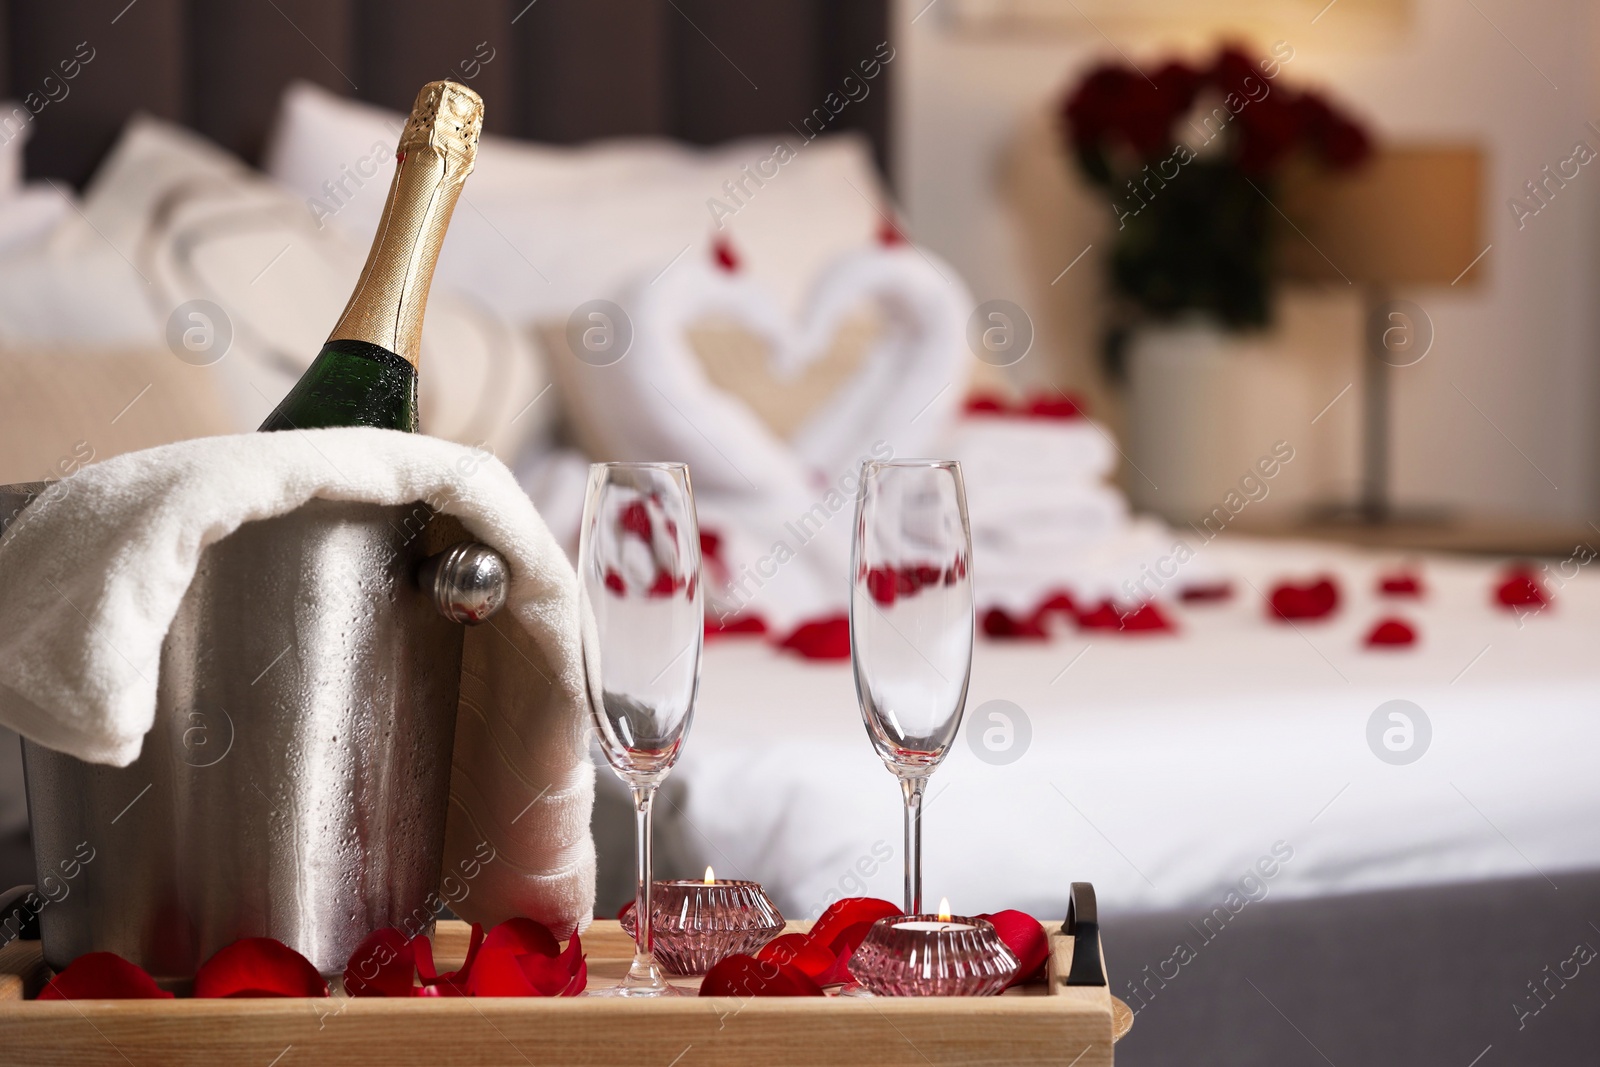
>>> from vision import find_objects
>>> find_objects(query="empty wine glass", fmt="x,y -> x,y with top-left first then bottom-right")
850,460 -> 974,915
578,462 -> 703,996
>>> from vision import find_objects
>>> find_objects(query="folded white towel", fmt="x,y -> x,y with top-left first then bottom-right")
0,428 -> 593,933
948,417 -> 1117,484
967,482 -> 1128,541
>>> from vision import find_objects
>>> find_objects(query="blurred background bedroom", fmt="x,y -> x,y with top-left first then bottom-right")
0,0 -> 1597,1063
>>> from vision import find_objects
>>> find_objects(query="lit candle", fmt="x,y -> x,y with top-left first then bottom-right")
621,867 -> 785,975
851,897 -> 1019,996
894,897 -> 974,933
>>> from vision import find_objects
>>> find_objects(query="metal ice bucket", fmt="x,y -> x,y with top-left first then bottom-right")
0,483 -> 508,980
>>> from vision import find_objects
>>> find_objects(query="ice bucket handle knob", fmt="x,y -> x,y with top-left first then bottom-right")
418,542 -> 509,624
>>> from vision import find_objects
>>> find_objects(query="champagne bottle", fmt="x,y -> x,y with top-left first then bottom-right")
259,80 -> 484,432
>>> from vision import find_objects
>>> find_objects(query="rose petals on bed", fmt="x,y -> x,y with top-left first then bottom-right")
37,952 -> 174,1000
194,938 -> 329,998
1364,617 -> 1418,648
962,391 -> 1087,419
1268,577 -> 1340,621
778,615 -> 851,659
1495,567 -> 1549,610
977,910 -> 1050,988
1074,599 -> 1174,633
1026,393 -> 1086,419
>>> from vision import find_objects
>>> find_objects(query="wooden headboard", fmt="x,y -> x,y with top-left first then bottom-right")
0,0 -> 890,186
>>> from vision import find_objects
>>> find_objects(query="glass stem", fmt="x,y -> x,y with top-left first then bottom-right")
630,782 -> 656,966
900,776 -> 926,915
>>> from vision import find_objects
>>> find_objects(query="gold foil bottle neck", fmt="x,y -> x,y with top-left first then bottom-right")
398,80 -> 484,176
326,80 -> 484,367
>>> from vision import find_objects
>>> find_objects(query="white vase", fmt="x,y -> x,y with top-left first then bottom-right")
1125,321 -> 1310,524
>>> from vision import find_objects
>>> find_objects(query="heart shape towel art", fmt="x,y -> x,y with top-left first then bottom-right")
554,233 -> 974,636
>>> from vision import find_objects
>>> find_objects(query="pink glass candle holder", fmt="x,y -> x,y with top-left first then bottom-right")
620,875 -> 785,975
849,913 -> 1019,996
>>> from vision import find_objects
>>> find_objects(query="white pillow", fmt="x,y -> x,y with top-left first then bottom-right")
262,81 -> 889,323
0,116 -> 550,459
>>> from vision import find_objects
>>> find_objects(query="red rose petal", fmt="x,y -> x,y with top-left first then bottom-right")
344,928 -> 417,997
1365,617 -> 1417,648
481,917 -> 561,960
518,931 -> 587,997
1037,591 -> 1077,616
619,500 -> 653,541
823,920 -> 878,960
756,932 -> 837,980
467,920 -> 585,997
778,616 -> 851,660
38,952 -> 173,1000
1025,393 -> 1085,419
867,566 -> 898,606
468,944 -> 537,997
1377,571 -> 1422,597
978,910 -> 1048,988
1118,602 -> 1175,633
982,607 -> 1048,639
713,237 -> 741,273
1496,568 -> 1548,609
194,938 -> 328,998
810,944 -> 858,987
964,393 -> 1008,414
877,214 -> 908,247
699,954 -> 823,997
706,614 -> 768,640
1180,581 -> 1233,603
809,897 -> 901,952
412,934 -> 438,981
1074,600 -> 1123,630
1268,577 -> 1340,621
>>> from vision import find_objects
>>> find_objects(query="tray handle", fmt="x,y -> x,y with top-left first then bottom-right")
1062,881 -> 1106,987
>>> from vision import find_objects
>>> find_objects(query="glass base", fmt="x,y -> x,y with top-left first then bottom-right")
586,953 -> 684,997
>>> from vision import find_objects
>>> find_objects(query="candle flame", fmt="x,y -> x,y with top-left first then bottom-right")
937,897 -> 952,922
704,866 -> 716,885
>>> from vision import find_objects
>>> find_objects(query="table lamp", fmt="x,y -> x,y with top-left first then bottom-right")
1278,145 -> 1485,523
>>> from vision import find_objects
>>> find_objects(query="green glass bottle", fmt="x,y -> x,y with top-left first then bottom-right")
259,80 -> 483,433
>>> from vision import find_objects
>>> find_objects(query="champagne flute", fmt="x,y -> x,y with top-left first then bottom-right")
578,462 -> 702,996
850,460 -> 974,915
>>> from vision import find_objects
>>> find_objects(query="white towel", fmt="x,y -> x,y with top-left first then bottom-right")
0,428 -> 594,934
948,417 -> 1117,484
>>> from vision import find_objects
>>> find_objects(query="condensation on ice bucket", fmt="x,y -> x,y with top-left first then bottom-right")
0,484 -> 508,980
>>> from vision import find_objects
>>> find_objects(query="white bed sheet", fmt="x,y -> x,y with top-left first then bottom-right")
670,537 -> 1600,922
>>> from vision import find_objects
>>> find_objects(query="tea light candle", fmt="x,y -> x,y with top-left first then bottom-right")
893,902 -> 975,934
850,898 -> 1019,996
620,868 -> 785,975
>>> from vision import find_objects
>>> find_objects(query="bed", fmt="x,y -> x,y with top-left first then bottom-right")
594,534 -> 1600,1063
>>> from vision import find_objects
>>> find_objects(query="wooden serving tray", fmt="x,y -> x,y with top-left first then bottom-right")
0,894 -> 1129,1066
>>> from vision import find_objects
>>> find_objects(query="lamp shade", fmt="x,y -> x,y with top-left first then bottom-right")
1277,145 -> 1485,287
